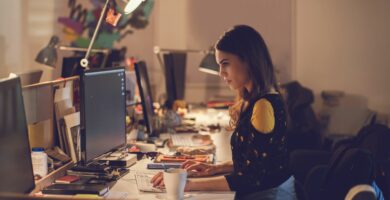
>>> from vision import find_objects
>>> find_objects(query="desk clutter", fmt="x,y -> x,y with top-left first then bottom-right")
0,63 -> 233,199
155,154 -> 214,164
38,145 -> 215,197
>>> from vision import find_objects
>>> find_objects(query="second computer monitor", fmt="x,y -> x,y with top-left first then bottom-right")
163,53 -> 187,103
80,67 -> 126,163
134,61 -> 156,137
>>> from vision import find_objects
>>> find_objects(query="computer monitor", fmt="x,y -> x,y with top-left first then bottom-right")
80,67 -> 126,163
163,53 -> 187,104
14,69 -> 43,86
61,56 -> 84,78
0,77 -> 35,194
134,61 -> 156,136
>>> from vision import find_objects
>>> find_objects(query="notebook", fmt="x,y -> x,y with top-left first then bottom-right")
42,183 -> 109,196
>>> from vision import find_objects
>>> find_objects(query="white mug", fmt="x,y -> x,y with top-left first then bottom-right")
163,168 -> 187,200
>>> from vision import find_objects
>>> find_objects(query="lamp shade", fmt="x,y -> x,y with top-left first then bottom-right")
124,0 -> 144,14
35,36 -> 59,68
199,51 -> 219,75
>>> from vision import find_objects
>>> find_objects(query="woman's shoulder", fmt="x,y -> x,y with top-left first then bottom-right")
250,98 -> 275,134
253,92 -> 283,106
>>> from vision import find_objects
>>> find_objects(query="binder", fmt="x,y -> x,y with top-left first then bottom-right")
42,183 -> 109,196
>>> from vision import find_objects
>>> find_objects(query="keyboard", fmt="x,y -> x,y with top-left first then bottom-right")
170,134 -> 199,147
135,172 -> 165,193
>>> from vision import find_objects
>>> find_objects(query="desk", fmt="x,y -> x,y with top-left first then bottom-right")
107,159 -> 235,200
33,129 -> 234,199
28,108 -> 234,199
109,126 -> 234,199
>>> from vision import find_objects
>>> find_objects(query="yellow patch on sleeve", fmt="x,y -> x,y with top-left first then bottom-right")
250,99 -> 275,134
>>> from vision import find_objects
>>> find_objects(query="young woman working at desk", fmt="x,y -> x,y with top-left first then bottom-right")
152,25 -> 296,200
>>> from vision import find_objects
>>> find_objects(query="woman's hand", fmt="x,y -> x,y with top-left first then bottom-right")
150,161 -> 218,189
182,160 -> 218,177
150,171 -> 165,189
150,160 -> 232,192
150,171 -> 192,191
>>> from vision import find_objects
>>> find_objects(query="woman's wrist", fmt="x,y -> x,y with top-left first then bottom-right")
214,164 -> 225,174
215,162 -> 233,174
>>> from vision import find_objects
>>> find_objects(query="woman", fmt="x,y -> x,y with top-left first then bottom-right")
152,25 -> 296,199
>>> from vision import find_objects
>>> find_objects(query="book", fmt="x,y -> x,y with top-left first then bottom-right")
53,81 -> 74,151
54,99 -> 74,151
63,112 -> 80,163
42,183 -> 109,196
55,175 -> 80,184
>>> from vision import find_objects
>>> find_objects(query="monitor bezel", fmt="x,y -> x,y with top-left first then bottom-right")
79,67 -> 127,164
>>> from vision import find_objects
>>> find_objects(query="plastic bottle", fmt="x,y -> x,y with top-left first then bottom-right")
31,147 -> 48,177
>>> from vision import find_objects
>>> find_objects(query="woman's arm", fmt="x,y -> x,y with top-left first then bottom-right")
186,176 -> 231,191
182,160 -> 233,177
185,160 -> 233,191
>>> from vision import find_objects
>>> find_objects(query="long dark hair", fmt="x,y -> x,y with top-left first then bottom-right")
215,25 -> 280,128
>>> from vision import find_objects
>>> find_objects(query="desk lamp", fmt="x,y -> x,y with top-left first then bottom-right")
36,0 -> 144,69
35,35 -> 109,68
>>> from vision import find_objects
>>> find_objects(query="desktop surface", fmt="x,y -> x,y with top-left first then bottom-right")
12,108 -> 234,199
109,156 -> 235,200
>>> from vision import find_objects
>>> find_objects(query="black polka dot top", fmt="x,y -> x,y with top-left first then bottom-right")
225,93 -> 290,198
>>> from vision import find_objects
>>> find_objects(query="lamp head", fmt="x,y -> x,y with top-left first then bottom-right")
35,36 -> 59,68
199,50 -> 219,75
123,0 -> 145,14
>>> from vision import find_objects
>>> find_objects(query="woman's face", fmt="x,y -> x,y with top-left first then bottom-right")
216,50 -> 251,90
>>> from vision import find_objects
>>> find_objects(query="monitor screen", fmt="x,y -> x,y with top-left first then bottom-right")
134,61 -> 155,136
80,67 -> 126,163
0,77 -> 35,194
163,53 -> 187,103
61,56 -> 84,78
